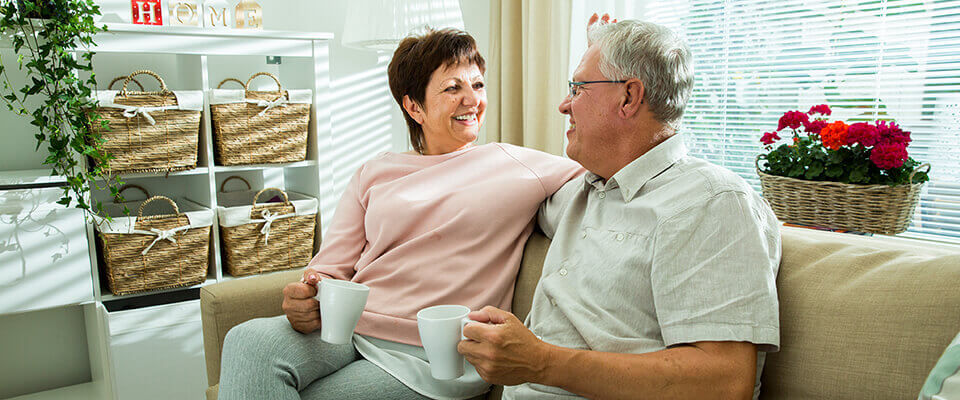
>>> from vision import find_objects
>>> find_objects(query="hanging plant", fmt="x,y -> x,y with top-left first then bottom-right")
0,0 -> 125,216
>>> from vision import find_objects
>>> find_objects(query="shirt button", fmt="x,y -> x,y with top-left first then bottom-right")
598,191 -> 606,199
550,298 -> 558,306
616,233 -> 625,241
581,230 -> 587,238
559,268 -> 567,276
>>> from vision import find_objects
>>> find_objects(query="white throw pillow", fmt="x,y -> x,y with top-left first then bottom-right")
919,331 -> 960,400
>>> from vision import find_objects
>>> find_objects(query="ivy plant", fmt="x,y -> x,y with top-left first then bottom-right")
0,0 -> 125,216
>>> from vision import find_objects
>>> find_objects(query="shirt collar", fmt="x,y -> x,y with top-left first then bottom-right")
582,134 -> 688,200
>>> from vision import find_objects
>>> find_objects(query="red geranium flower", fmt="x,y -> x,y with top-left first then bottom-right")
870,141 -> 909,169
808,104 -> 832,116
819,121 -> 849,150
778,111 -> 810,131
803,119 -> 827,134
845,122 -> 880,147
760,131 -> 781,145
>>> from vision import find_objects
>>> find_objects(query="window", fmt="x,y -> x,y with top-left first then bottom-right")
573,0 -> 960,242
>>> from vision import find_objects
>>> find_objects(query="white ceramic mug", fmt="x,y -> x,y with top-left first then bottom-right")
417,305 -> 475,380
316,279 -> 370,345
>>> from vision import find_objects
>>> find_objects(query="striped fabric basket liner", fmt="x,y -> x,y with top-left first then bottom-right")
209,72 -> 312,165
217,181 -> 317,277
93,195 -> 212,295
91,70 -> 203,174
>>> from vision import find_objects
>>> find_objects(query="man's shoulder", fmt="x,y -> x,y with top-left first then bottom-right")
644,156 -> 759,217
671,156 -> 753,195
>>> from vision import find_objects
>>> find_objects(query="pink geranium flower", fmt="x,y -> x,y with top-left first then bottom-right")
877,120 -> 911,145
870,142 -> 909,169
778,111 -> 809,131
845,122 -> 880,147
760,131 -> 781,145
803,119 -> 827,134
808,104 -> 832,116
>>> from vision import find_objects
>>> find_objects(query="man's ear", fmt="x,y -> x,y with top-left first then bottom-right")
619,78 -> 644,118
403,95 -> 425,124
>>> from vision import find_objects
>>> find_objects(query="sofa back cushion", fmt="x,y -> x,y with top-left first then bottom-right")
760,227 -> 960,399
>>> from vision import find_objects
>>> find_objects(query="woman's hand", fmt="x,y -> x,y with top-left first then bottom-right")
282,269 -> 323,334
587,13 -> 618,46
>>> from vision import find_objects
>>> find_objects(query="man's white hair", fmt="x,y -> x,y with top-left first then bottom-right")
588,20 -> 694,127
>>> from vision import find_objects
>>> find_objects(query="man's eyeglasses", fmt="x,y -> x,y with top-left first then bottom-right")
568,80 -> 628,97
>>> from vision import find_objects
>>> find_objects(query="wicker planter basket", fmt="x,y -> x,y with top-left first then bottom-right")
217,180 -> 317,277
91,70 -> 203,174
93,195 -> 213,295
209,72 -> 311,165
757,158 -> 930,235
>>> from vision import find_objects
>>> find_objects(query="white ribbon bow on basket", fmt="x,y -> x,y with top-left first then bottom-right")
251,209 -> 296,246
131,225 -> 192,255
245,97 -> 288,117
121,105 -> 180,125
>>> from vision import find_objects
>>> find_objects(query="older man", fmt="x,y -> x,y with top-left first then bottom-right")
458,19 -> 781,400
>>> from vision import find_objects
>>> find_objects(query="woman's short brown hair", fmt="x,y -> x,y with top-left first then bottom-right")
388,28 -> 486,154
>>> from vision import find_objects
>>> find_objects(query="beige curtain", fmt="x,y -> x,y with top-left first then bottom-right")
485,0 -> 572,155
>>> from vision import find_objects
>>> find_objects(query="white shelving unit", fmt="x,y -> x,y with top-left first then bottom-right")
1,24 -> 334,400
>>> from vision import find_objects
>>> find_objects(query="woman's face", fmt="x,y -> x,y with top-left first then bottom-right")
405,62 -> 486,153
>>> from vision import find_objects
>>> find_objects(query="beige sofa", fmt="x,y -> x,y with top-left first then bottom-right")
200,226 -> 960,399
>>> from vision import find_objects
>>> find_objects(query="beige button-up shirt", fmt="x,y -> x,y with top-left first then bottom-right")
504,134 -> 781,399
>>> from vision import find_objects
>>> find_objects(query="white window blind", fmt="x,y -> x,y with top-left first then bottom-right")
640,0 -> 960,241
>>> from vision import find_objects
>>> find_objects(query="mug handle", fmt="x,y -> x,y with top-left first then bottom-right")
460,317 -> 475,341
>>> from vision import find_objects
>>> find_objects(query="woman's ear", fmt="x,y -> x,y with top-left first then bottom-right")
403,95 -> 425,124
619,79 -> 645,118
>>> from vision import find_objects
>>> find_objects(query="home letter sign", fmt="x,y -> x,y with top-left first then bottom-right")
204,0 -> 231,28
234,0 -> 262,30
169,0 -> 201,26
131,0 -> 163,25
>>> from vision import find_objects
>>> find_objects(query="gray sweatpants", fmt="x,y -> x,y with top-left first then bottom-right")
218,315 -> 429,400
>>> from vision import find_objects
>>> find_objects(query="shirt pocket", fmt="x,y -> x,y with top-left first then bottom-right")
571,227 -> 650,274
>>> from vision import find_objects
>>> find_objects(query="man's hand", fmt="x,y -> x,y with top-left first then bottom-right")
281,269 -> 323,334
457,306 -> 553,386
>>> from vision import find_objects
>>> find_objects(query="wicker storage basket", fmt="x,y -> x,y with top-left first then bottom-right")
209,72 -> 311,165
757,158 -> 930,235
93,195 -> 213,295
217,181 -> 317,277
91,70 -> 203,174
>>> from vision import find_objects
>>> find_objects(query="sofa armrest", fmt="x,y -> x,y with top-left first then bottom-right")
200,268 -> 303,387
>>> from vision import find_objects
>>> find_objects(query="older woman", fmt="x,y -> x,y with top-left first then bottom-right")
218,28 -> 583,400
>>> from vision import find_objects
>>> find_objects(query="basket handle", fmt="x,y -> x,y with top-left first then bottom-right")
245,72 -> 284,94
137,196 -> 181,219
216,78 -> 246,89
252,188 -> 290,207
114,184 -> 150,203
755,154 -> 764,171
119,70 -> 170,96
220,176 -> 252,192
108,76 -> 144,91
909,163 -> 931,184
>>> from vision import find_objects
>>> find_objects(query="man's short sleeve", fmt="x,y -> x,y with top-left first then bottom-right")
537,179 -> 580,239
651,190 -> 781,352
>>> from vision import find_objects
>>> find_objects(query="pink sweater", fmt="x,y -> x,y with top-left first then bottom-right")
306,143 -> 583,346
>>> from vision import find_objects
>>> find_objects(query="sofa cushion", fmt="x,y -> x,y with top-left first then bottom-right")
760,227 -> 960,400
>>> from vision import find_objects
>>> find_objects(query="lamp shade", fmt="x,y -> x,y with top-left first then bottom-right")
342,0 -> 465,51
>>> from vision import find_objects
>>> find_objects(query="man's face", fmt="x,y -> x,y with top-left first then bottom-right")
559,45 -> 621,168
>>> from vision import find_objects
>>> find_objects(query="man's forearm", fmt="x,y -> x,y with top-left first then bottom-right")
536,341 -> 757,400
